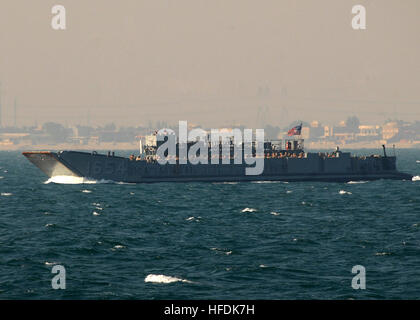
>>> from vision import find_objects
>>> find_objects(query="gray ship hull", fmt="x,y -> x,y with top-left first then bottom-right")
23,151 -> 413,183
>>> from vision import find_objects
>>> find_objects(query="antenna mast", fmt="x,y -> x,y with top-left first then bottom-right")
139,139 -> 143,157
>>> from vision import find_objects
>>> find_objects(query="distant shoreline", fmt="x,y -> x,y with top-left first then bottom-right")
1,141 -> 419,151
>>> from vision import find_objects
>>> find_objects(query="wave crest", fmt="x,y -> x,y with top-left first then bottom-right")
339,190 -> 352,195
144,274 -> 191,284
241,208 -> 257,213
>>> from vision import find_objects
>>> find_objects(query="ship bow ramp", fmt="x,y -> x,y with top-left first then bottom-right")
22,151 -> 82,178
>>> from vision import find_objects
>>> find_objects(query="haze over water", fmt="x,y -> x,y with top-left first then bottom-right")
1,1 -> 420,127
0,149 -> 419,299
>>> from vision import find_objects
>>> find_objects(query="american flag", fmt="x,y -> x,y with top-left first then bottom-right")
287,123 -> 302,136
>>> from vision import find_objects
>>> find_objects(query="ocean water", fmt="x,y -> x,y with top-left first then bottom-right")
0,149 -> 419,299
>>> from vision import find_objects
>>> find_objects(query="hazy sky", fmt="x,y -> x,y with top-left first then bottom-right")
0,0 -> 419,127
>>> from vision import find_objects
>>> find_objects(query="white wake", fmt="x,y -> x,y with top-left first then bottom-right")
44,176 -> 114,184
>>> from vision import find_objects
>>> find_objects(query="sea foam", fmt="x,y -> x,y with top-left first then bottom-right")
212,182 -> 238,185
186,216 -> 201,221
45,176 -> 113,184
339,190 -> 352,195
144,274 -> 191,284
252,181 -> 281,184
375,252 -> 392,256
241,208 -> 257,213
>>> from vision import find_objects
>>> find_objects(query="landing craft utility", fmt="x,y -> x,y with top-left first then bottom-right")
22,124 -> 412,183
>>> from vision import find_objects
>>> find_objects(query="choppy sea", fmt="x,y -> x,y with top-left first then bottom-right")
0,149 -> 419,299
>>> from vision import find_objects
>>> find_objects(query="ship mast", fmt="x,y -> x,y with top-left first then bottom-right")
139,139 -> 143,157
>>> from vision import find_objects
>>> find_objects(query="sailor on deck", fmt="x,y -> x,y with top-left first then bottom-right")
335,146 -> 342,157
